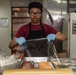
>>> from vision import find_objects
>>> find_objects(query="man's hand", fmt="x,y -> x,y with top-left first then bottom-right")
46,34 -> 56,42
16,37 -> 26,45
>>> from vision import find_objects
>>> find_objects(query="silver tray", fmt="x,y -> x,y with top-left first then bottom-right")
24,57 -> 48,62
23,57 -> 76,69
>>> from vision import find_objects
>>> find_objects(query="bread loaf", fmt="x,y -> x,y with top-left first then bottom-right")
21,61 -> 34,69
39,61 -> 61,69
39,62 -> 54,69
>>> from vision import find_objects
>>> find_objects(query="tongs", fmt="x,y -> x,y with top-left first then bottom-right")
15,45 -> 25,68
16,43 -> 34,68
26,38 -> 46,42
16,38 -> 62,68
27,38 -> 62,67
47,41 -> 62,68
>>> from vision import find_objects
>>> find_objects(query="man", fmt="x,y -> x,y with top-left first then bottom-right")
9,2 -> 67,57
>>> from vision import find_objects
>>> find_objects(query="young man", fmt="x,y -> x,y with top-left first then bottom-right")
9,2 -> 67,57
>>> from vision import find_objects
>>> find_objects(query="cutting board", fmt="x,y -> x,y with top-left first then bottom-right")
3,68 -> 73,75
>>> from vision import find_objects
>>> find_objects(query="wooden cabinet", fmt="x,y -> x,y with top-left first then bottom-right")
12,7 -> 31,38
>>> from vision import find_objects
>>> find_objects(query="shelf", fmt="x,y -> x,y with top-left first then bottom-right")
12,7 -> 30,37
13,17 -> 30,19
13,22 -> 28,24
12,7 -> 28,11
13,11 -> 28,12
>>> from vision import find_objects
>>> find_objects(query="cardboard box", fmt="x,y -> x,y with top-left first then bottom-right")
53,50 -> 68,58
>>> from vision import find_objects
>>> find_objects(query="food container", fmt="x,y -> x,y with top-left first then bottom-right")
0,54 -> 20,74
23,57 -> 76,70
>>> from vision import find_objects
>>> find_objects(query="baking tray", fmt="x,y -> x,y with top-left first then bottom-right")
23,57 -> 76,70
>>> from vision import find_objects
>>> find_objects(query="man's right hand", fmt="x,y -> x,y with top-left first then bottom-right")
16,37 -> 26,45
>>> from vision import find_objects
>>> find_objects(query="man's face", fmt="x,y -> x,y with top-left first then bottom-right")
29,8 -> 42,24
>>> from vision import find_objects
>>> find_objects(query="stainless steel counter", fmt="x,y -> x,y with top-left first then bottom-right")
24,57 -> 76,70
1,57 -> 76,75
24,57 -> 76,75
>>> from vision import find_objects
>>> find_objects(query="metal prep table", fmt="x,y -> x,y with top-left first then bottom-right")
1,57 -> 76,75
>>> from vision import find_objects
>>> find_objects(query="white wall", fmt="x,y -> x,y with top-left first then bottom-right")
0,0 -> 11,55
62,14 -> 69,51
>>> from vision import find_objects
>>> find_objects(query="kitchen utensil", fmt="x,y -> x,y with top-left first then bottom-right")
16,43 -> 34,68
23,43 -> 34,65
26,38 -> 47,57
15,45 -> 25,68
25,49 -> 34,65
47,41 -> 62,68
26,38 -> 46,42
26,38 -> 62,68
51,42 -> 61,64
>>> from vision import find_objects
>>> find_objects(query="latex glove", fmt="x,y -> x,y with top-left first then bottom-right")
47,34 -> 56,42
17,43 -> 27,51
16,37 -> 26,45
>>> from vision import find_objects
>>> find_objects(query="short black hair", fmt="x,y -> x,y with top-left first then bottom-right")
28,2 -> 43,12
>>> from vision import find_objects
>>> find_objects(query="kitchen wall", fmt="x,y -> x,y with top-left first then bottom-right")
0,0 -> 11,55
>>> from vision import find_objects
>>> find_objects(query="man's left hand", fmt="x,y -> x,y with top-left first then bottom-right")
46,34 -> 56,42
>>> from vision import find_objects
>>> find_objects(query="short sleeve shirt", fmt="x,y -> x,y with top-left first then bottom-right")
15,23 -> 58,39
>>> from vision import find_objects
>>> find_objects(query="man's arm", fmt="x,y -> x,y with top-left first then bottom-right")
9,37 -> 18,49
9,37 -> 26,49
56,32 -> 67,41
